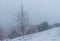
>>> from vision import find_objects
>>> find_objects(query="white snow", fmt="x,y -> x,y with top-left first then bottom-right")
4,27 -> 60,41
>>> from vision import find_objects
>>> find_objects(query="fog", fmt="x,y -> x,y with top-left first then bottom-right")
0,0 -> 60,28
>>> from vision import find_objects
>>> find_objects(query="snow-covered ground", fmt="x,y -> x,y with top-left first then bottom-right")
4,27 -> 60,41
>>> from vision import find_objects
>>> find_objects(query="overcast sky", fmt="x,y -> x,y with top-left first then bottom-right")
0,0 -> 60,28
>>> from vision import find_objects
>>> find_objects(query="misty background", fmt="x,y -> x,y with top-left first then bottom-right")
0,0 -> 60,29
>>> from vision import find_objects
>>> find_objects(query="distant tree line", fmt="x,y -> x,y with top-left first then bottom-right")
0,21 -> 60,40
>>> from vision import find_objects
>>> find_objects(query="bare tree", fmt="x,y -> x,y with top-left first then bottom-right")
15,3 -> 29,36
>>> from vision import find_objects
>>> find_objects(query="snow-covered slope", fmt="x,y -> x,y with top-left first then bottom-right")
4,27 -> 60,41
